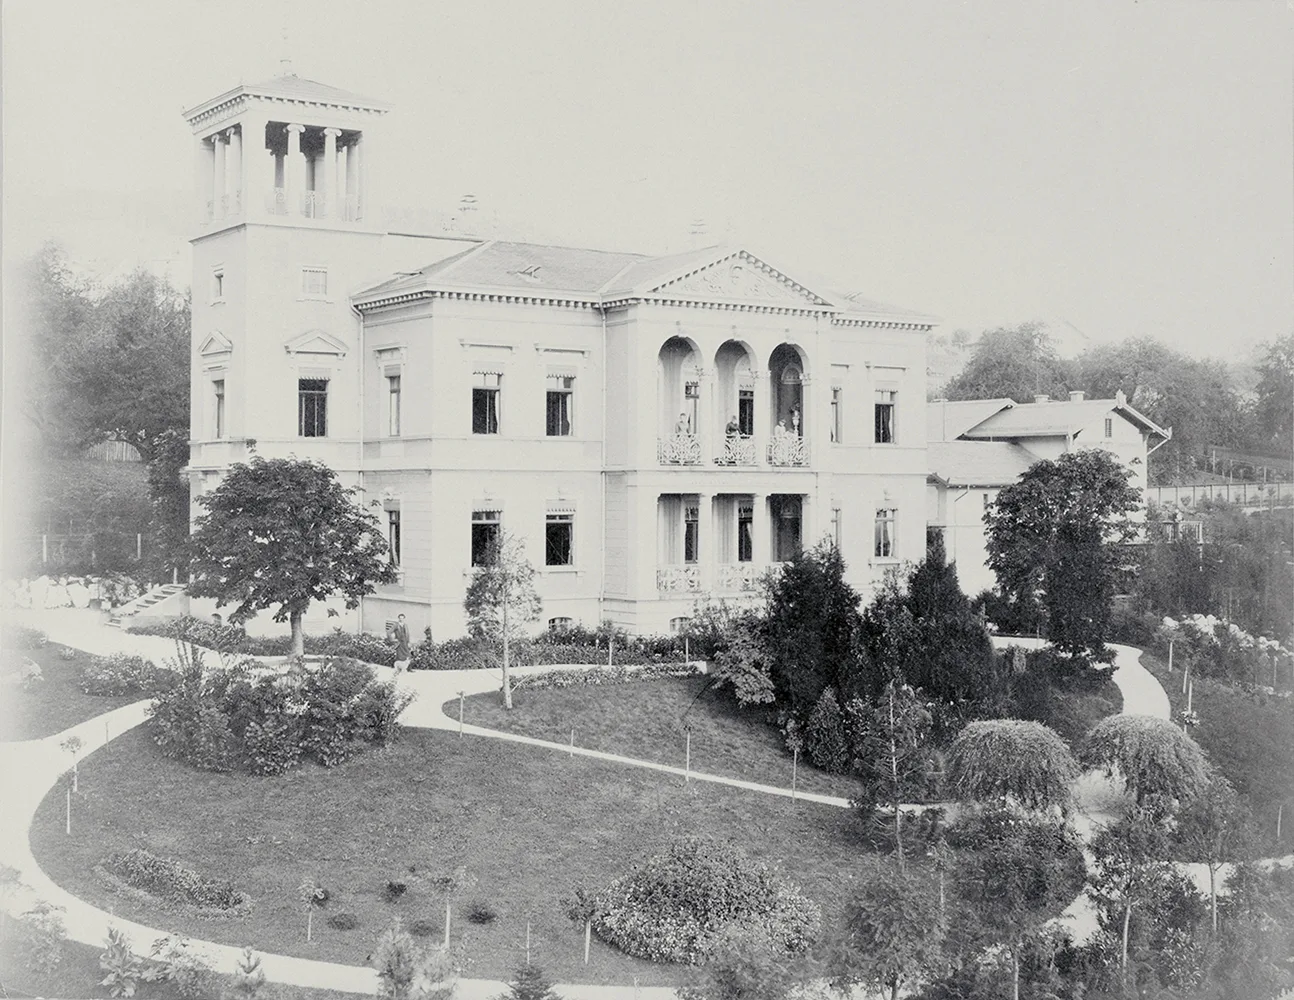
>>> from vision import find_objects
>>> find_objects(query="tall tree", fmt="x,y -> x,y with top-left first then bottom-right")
940,321 -> 1072,403
1087,807 -> 1176,976
984,449 -> 1141,660
762,541 -> 866,714
847,680 -> 934,867
188,458 -> 396,656
1173,777 -> 1254,934
1249,333 -> 1294,458
463,532 -> 542,710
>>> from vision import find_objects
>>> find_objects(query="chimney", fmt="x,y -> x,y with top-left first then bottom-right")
1068,390 -> 1085,402
1033,394 -> 1049,404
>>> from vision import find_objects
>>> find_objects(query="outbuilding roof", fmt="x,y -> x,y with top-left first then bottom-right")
927,440 -> 1039,487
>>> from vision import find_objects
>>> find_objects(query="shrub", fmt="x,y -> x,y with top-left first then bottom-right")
371,918 -> 458,1000
804,687 -> 849,773
221,947 -> 266,1000
144,933 -> 217,999
466,902 -> 497,925
407,918 -> 438,937
566,835 -> 821,964
495,963 -> 563,1000
1080,714 -> 1210,809
517,661 -> 700,692
21,900 -> 66,974
384,880 -> 408,903
948,719 -> 1078,811
327,911 -> 360,931
101,848 -> 246,911
78,653 -> 169,696
5,625 -> 48,649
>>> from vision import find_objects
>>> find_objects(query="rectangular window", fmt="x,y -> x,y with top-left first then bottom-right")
387,510 -> 401,566
298,378 -> 328,437
1104,417 -> 1113,438
983,492 -> 991,508
832,507 -> 842,548
546,512 -> 574,566
387,375 -> 402,436
684,382 -> 700,434
684,504 -> 699,564
830,387 -> 842,443
472,373 -> 501,434
470,510 -> 501,566
737,503 -> 753,563
302,267 -> 328,297
874,508 -> 897,559
738,390 -> 755,436
874,390 -> 896,444
213,379 -> 226,438
546,376 -> 573,436
212,269 -> 224,300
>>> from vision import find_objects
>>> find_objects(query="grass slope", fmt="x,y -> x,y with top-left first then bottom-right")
1,643 -> 141,742
458,675 -> 861,798
30,724 -> 869,985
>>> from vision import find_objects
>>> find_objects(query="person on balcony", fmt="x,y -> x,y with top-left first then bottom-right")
676,412 -> 691,435
774,419 -> 788,438
725,415 -> 740,438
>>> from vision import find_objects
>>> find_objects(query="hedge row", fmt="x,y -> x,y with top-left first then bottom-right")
516,661 -> 700,691
96,849 -> 249,916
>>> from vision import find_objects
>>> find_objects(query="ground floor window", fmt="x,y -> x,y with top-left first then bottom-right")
546,512 -> 573,566
772,495 -> 802,562
737,503 -> 753,562
684,504 -> 699,563
298,378 -> 328,437
387,509 -> 401,566
471,510 -> 501,566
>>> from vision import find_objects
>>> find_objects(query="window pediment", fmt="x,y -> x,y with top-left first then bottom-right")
285,329 -> 349,358
198,331 -> 233,357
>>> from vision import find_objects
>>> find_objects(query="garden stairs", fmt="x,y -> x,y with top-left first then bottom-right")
105,583 -> 186,629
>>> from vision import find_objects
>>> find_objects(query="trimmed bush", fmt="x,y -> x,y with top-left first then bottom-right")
948,719 -> 1079,811
566,835 -> 820,965
77,653 -> 170,697
804,687 -> 849,774
1080,714 -> 1210,808
466,902 -> 497,925
99,849 -> 246,911
327,911 -> 360,931
407,918 -> 437,937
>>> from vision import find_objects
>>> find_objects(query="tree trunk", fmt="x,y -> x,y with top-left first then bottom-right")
890,977 -> 899,1000
889,688 -> 903,869
1012,946 -> 1020,1000
1121,902 -> 1132,973
502,582 -> 513,710
1209,864 -> 1217,934
290,611 -> 305,658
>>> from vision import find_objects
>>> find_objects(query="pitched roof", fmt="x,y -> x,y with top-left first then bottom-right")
242,74 -> 390,110
355,240 -> 937,325
928,441 -> 1038,487
961,397 -> 1169,441
927,399 -> 1015,442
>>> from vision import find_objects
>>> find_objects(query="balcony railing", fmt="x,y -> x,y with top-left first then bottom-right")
715,563 -> 760,593
767,434 -> 809,467
715,434 -> 757,466
657,565 -> 702,593
658,433 -> 703,465
268,188 -> 289,216
302,191 -> 323,218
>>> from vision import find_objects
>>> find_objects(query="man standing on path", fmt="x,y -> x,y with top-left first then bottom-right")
393,614 -> 411,673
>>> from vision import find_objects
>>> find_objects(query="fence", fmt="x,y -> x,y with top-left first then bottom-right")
1148,481 -> 1294,510
18,532 -> 148,572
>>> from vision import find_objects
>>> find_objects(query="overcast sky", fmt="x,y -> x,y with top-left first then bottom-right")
3,0 -> 1290,357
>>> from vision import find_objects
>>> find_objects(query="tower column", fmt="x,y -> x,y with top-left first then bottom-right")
322,128 -> 341,218
212,132 -> 227,219
226,127 -> 243,215
284,123 -> 306,217
343,141 -> 357,221
353,134 -> 366,221
195,136 -> 214,223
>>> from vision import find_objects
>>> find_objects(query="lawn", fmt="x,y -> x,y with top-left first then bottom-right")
0,642 -> 141,742
457,674 -> 862,799
1140,650 -> 1294,852
30,722 -> 875,986
0,932 -> 367,999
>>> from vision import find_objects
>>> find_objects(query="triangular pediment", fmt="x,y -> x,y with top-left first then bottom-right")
646,251 -> 835,308
198,331 -> 233,356
284,329 -> 349,358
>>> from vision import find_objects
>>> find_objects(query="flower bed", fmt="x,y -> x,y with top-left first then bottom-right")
94,849 -> 251,919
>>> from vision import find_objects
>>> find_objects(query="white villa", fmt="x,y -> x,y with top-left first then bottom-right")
926,392 -> 1172,596
182,74 -> 938,638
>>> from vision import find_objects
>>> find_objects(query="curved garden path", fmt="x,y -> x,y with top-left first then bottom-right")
0,612 -> 1277,998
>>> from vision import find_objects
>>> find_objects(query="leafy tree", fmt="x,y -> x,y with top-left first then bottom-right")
940,321 -> 1072,403
1080,714 -> 1209,811
984,449 -> 1141,660
947,719 -> 1078,813
1087,806 -> 1176,976
804,687 -> 848,773
762,541 -> 865,714
1249,332 -> 1294,458
1173,777 -> 1254,934
464,532 -> 542,710
711,621 -> 775,707
188,458 -> 396,657
145,428 -> 192,581
947,807 -> 1086,1000
828,855 -> 945,1000
847,680 -> 934,867
371,918 -> 457,1000
678,923 -> 801,1000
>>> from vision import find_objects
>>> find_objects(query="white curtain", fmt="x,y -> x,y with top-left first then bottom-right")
658,495 -> 682,564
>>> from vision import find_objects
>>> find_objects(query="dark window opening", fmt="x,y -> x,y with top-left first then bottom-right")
684,504 -> 699,563
298,378 -> 328,437
546,376 -> 573,436
738,390 -> 755,436
473,373 -> 501,434
471,510 -> 501,566
874,391 -> 896,444
737,503 -> 753,563
387,510 -> 401,566
546,513 -> 573,565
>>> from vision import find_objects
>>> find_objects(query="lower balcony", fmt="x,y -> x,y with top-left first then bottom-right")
715,563 -> 760,593
658,433 -> 703,465
656,565 -> 702,593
